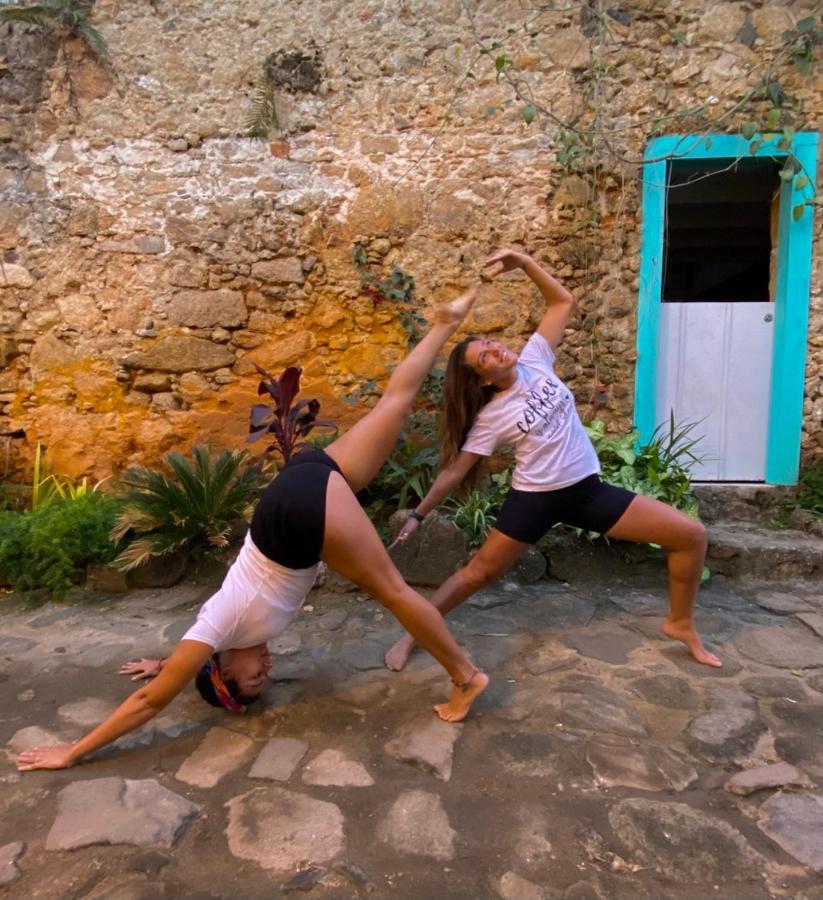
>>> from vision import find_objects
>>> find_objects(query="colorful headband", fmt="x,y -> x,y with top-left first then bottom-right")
204,656 -> 246,713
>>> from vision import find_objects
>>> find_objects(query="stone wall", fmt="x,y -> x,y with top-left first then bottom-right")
0,0 -> 821,479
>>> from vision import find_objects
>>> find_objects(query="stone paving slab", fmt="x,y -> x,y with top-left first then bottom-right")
302,748 -> 374,786
735,623 -> 823,668
758,792 -> 823,875
586,738 -> 698,792
608,798 -> 767,883
384,713 -> 462,781
175,726 -> 255,788
45,778 -> 199,850
0,841 -> 25,888
377,790 -> 456,861
248,736 -> 309,781
686,686 -> 767,761
225,787 -> 344,872
725,762 -> 813,796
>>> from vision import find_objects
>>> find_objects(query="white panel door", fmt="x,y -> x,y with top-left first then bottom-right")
655,302 -> 775,481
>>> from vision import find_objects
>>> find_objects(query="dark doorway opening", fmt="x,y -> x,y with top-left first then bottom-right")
663,157 -> 781,302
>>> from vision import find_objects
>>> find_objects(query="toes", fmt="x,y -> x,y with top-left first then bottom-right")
433,703 -> 465,724
433,704 -> 455,722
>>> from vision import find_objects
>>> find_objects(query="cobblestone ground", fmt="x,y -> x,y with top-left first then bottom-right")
1,571 -> 822,899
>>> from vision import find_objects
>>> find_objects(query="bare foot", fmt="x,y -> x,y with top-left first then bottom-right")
434,670 -> 489,723
385,635 -> 416,672
661,619 -> 723,667
433,284 -> 480,324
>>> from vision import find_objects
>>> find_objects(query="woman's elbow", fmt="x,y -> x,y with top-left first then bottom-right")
133,685 -> 169,715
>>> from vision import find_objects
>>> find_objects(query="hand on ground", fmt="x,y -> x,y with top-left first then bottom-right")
119,658 -> 162,680
17,744 -> 77,771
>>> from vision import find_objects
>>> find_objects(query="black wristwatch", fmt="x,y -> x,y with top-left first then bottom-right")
408,510 -> 425,523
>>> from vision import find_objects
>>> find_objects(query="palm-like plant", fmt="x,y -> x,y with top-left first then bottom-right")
111,446 -> 267,571
0,0 -> 107,56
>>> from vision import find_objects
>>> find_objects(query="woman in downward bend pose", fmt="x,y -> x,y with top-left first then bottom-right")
385,249 -> 720,674
17,287 -> 488,772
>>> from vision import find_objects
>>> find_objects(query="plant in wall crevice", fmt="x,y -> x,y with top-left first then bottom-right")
0,0 -> 107,56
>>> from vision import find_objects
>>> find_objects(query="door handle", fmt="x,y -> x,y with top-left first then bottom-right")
764,313 -> 773,322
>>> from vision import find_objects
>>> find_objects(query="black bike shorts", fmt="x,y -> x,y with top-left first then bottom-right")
494,474 -> 636,545
250,448 -> 342,569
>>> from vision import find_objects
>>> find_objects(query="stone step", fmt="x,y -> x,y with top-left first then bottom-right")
706,521 -> 823,580
693,483 -> 795,525
543,520 -> 823,585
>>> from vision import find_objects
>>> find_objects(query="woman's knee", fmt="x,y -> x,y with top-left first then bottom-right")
461,554 -> 505,590
373,581 -> 420,616
677,517 -> 707,553
354,563 -> 408,606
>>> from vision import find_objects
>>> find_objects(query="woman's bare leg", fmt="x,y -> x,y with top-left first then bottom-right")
385,529 -> 529,671
605,495 -> 720,667
322,473 -> 488,722
325,286 -> 478,493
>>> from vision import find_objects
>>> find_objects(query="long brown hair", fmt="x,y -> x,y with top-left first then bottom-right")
440,336 -> 496,489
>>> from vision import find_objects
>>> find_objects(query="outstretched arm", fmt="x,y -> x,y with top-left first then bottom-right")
483,249 -> 574,350
16,640 -> 213,771
390,451 -> 481,547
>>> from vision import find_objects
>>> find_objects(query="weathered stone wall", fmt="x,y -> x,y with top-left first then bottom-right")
0,0 -> 821,479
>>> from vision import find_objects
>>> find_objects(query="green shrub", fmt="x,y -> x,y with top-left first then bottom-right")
783,457 -> 823,519
585,416 -> 702,516
112,446 -> 267,570
0,493 -> 121,597
355,410 -> 441,542
443,470 -> 511,547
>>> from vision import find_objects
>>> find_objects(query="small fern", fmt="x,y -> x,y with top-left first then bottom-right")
245,74 -> 280,139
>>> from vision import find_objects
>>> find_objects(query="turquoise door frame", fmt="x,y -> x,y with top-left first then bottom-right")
634,132 -> 819,484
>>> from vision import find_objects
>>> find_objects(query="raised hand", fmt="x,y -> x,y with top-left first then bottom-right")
119,658 -> 163,681
388,516 -> 421,549
482,249 -> 530,278
17,743 -> 78,771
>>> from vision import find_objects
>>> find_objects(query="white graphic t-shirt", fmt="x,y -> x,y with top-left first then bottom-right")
461,332 -> 600,491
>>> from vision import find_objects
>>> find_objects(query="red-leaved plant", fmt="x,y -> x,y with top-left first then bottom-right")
247,363 -> 336,464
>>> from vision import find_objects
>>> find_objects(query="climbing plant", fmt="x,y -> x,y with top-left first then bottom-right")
351,243 -> 426,348
453,4 -> 821,211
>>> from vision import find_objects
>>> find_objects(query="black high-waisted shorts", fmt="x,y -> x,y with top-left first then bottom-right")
494,474 -> 635,545
250,448 -> 341,569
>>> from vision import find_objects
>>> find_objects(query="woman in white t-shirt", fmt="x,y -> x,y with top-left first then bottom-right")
17,288 -> 489,773
385,249 -> 720,673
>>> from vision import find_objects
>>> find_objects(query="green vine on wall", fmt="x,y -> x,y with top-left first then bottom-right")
351,243 -> 425,348
468,4 -> 821,201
